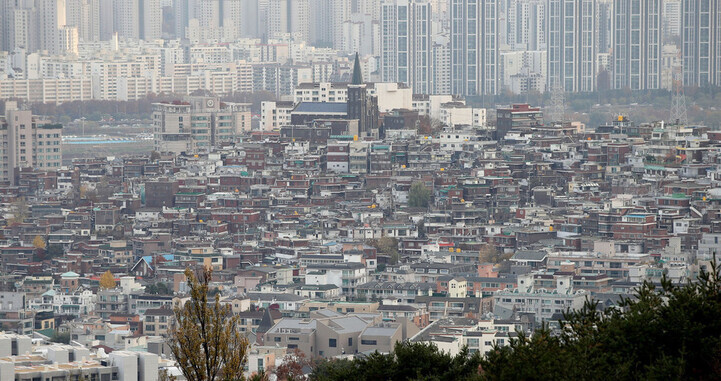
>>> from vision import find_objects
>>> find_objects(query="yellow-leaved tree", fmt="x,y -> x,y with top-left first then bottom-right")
99,270 -> 116,289
32,235 -> 46,249
169,267 -> 249,381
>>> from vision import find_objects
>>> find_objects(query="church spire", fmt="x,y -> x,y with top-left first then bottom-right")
351,52 -> 363,85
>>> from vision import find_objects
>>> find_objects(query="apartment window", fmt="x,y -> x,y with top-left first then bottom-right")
348,338 -> 353,346
274,337 -> 281,342
361,339 -> 377,345
329,338 -> 337,348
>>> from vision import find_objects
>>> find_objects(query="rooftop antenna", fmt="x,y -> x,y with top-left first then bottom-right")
669,66 -> 688,126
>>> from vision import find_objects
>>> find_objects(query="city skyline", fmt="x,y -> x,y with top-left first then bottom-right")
0,0 -> 715,100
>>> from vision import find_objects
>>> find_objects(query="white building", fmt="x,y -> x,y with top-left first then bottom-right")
507,0 -> 546,51
369,82 -> 413,112
493,272 -> 587,323
260,101 -> 295,131
40,0 -> 66,55
500,50 -> 546,94
294,82 -> 349,103
28,289 -> 97,315
439,103 -> 486,129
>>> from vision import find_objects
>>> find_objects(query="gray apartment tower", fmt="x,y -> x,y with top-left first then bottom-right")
450,0 -> 498,96
612,0 -> 662,90
546,0 -> 597,93
380,0 -> 433,94
682,0 -> 721,87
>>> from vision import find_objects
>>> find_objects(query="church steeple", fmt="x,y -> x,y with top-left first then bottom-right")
351,52 -> 363,85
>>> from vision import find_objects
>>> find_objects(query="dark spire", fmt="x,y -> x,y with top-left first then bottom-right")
256,308 -> 274,335
255,307 -> 275,345
351,52 -> 363,85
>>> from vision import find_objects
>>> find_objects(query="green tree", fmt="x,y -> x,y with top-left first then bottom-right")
310,341 -> 482,381
169,267 -> 249,381
367,237 -> 399,264
47,244 -> 65,258
408,182 -> 431,208
51,331 -> 71,344
145,283 -> 159,294
478,262 -> 721,380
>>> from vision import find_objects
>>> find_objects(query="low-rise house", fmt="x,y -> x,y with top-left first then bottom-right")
492,272 -> 587,323
143,308 -> 174,337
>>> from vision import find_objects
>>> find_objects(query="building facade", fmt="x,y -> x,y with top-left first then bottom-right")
152,96 -> 251,154
612,0 -> 662,90
380,0 -> 434,94
450,0 -> 498,96
0,102 -> 62,184
682,0 -> 721,87
547,0 -> 597,92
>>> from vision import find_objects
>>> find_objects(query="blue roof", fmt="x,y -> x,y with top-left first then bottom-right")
141,254 -> 175,263
293,102 -> 347,114
140,254 -> 175,271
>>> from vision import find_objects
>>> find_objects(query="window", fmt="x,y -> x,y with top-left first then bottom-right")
329,338 -> 337,348
361,339 -> 377,345
348,337 -> 353,346
274,337 -> 281,342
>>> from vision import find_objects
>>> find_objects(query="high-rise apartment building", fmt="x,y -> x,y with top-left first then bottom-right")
5,4 -> 39,52
291,0 -> 310,43
79,0 -> 101,41
65,0 -> 101,41
58,25 -> 79,54
450,0 -> 499,96
264,0 -> 309,42
98,0 -> 115,40
172,0 -> 191,39
40,0 -> 66,54
663,0 -> 681,39
682,0 -> 721,87
0,102 -> 63,184
196,0 -> 220,29
380,0 -> 434,94
596,0 -> 613,54
332,0 -> 351,50
547,0 -> 597,92
221,0 -> 243,41
433,35 -> 451,94
113,0 -> 140,39
140,0 -> 162,40
507,0 -> 545,51
152,96 -> 252,154
612,0 -> 662,90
